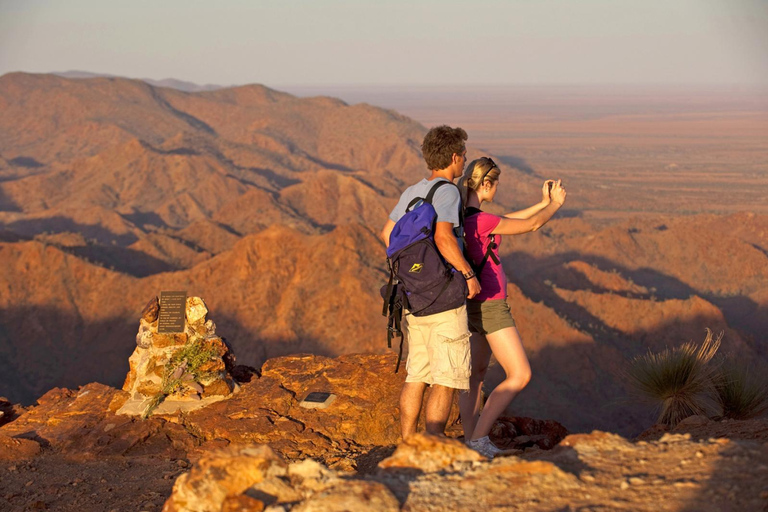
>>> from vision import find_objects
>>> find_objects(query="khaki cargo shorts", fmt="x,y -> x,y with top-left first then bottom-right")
403,304 -> 471,390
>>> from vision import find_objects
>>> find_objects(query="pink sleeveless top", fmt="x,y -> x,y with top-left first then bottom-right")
464,211 -> 506,301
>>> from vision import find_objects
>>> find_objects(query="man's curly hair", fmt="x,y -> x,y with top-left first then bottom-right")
421,125 -> 468,171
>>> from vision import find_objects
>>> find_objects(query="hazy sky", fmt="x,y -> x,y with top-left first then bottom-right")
1,0 -> 766,87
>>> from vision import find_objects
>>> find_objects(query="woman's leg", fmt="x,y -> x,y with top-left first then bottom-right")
458,332 -> 492,440
470,326 -> 531,440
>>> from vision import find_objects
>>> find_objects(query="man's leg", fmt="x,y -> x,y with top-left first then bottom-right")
423,305 -> 470,436
424,384 -> 455,435
400,381 -> 427,439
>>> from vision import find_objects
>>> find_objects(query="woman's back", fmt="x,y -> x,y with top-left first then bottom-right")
464,209 -> 507,301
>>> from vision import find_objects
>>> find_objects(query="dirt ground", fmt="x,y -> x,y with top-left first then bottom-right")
0,456 -> 187,512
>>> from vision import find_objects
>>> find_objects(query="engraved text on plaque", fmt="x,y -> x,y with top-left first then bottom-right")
158,291 -> 187,333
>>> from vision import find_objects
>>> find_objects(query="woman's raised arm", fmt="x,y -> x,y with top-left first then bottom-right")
492,180 -> 566,235
504,180 -> 553,219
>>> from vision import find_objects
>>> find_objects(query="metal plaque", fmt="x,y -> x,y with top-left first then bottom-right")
299,392 -> 336,410
158,291 -> 187,333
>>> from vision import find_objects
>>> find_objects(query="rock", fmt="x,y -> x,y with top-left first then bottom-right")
0,397 -> 24,427
287,459 -> 336,492
152,333 -> 189,349
162,445 -> 287,512
560,431 -> 634,454
202,379 -> 234,398
659,433 -> 692,444
118,296 -> 239,417
0,383 -> 198,459
136,379 -> 163,397
185,297 -> 208,327
221,495 -> 264,512
141,296 -> 160,323
675,415 -> 712,429
490,416 -> 568,450
292,481 -> 399,512
0,435 -> 41,460
181,353 -> 403,451
0,353 -> 406,463
636,423 -> 670,441
378,433 -> 484,472
136,329 -> 153,349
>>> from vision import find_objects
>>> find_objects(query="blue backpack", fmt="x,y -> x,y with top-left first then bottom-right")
381,180 -> 468,372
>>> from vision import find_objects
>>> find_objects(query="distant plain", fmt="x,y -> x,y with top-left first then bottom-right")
286,85 -> 768,219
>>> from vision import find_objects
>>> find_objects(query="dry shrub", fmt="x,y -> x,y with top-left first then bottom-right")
626,329 -> 722,427
713,355 -> 768,420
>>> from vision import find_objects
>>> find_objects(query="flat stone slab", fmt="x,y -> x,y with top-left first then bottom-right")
116,383 -> 240,417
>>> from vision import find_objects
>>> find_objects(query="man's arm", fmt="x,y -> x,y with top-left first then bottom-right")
434,221 -> 480,299
380,219 -> 396,247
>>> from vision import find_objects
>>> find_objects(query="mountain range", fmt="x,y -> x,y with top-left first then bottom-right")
0,72 -> 766,435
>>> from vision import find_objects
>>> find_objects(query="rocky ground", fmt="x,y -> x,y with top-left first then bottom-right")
1,353 -> 767,511
2,423 -> 766,511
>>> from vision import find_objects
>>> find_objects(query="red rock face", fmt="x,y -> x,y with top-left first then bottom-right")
0,354 -> 405,462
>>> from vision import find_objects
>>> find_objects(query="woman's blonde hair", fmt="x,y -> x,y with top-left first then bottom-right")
458,157 -> 501,208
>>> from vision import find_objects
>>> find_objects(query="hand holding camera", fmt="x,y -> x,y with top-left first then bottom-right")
549,179 -> 566,206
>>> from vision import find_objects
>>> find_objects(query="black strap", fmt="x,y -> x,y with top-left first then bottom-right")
464,207 -> 500,276
465,206 -> 482,217
384,290 -> 404,373
382,261 -> 395,319
424,180 -> 451,205
405,180 -> 452,212
475,236 -> 500,275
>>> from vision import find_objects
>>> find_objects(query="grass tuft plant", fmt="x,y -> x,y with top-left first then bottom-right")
626,329 -> 722,427
713,354 -> 768,420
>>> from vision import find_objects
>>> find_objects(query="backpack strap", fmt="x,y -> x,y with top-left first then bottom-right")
405,180 -> 452,212
474,235 -> 500,275
464,208 -> 501,276
381,260 -> 406,373
382,281 -> 405,373
424,179 -> 451,205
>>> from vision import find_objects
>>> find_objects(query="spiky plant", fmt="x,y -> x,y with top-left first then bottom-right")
713,355 -> 768,420
625,329 -> 722,427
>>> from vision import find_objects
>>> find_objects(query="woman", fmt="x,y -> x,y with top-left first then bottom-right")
458,157 -> 566,458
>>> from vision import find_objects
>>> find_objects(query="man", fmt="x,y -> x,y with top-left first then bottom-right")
380,125 -> 481,438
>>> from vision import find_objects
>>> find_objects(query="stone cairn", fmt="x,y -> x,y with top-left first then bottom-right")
117,296 -> 239,418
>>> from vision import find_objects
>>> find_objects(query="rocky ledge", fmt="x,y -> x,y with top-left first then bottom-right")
1,353 -> 767,511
